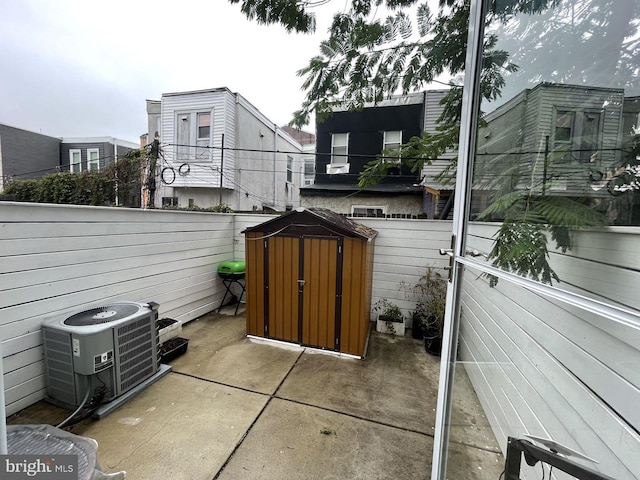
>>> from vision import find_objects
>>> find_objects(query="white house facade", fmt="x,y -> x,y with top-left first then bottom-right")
147,87 -> 304,212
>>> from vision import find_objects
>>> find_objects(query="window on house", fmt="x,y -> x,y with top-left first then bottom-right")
87,149 -> 100,171
331,133 -> 349,163
383,131 -> 402,163
162,197 -> 179,207
554,109 -> 602,162
197,112 -> 211,140
351,205 -> 386,217
304,156 -> 315,185
287,156 -> 293,183
70,150 -> 81,173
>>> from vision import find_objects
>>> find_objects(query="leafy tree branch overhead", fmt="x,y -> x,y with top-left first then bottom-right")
230,0 -> 640,286
229,0 -> 528,182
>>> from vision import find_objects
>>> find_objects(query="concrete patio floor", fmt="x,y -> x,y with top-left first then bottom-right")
8,308 -> 504,479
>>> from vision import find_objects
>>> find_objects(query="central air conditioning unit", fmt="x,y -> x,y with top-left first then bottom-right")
42,301 -> 166,416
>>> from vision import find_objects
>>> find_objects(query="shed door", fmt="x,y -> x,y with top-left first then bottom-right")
265,236 -> 340,351
300,237 -> 339,351
267,236 -> 299,343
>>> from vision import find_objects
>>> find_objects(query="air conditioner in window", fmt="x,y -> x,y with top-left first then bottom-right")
42,301 -> 168,416
326,163 -> 350,174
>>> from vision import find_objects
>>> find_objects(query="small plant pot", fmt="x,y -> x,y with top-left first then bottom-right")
376,315 -> 405,336
157,318 -> 182,345
159,337 -> 189,363
423,333 -> 442,356
411,313 -> 426,339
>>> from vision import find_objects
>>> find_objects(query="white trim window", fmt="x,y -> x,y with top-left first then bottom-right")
87,148 -> 100,171
286,155 -> 293,183
331,133 -> 349,164
70,149 -> 82,173
553,109 -> 602,163
383,130 -> 402,163
351,205 -> 386,217
304,155 -> 315,185
197,112 -> 211,140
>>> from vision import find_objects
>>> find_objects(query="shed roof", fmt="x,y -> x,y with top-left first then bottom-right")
242,207 -> 378,240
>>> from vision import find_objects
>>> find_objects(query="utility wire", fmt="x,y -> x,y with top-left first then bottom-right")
162,141 -> 631,163
162,142 -> 448,163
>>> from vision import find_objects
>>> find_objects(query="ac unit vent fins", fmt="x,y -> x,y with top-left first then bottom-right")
64,304 -> 141,326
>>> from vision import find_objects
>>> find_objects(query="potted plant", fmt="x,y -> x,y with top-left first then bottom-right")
374,298 -> 405,336
413,267 -> 447,355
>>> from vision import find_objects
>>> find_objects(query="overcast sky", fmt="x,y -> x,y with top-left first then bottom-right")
0,0 -> 333,143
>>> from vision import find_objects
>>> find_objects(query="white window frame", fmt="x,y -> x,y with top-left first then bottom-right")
351,205 -> 387,217
331,133 -> 349,164
286,155 -> 293,184
383,130 -> 402,163
70,149 -> 82,173
552,107 -> 602,163
304,155 -> 315,185
87,148 -> 100,171
197,112 -> 211,141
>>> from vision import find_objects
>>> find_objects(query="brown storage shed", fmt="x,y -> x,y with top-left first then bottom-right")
243,207 -> 377,358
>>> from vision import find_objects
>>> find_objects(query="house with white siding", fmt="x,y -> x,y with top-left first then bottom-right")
146,87 -> 305,212
474,82 -> 634,221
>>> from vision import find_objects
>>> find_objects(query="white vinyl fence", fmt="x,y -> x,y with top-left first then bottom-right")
2,201 -> 638,480
0,204 -> 448,415
1,203 -> 236,414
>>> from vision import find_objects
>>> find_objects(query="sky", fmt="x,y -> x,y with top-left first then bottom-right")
0,0 -> 334,143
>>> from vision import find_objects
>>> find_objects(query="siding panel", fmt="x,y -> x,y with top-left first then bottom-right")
458,229 -> 640,480
0,202 -> 236,415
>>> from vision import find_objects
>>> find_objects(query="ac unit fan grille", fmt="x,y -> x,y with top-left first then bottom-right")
64,304 -> 141,326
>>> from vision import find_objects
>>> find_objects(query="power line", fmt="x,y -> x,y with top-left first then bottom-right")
161,142 -> 449,163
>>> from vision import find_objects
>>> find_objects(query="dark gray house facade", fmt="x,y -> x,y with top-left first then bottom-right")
60,137 -> 139,173
0,124 -> 60,190
0,123 -> 139,192
300,91 -> 452,218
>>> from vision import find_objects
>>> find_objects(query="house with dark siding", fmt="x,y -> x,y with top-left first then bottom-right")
0,123 -> 139,192
300,90 -> 454,218
0,124 -> 60,190
60,137 -> 139,173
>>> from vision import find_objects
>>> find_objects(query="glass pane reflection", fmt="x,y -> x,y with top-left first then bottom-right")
471,0 -> 640,292
443,1 -> 640,479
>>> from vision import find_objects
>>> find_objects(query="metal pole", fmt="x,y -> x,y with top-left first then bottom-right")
219,134 -> 224,206
431,0 -> 487,478
542,135 -> 549,196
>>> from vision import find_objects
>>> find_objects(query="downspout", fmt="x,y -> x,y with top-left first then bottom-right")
235,94 -> 242,209
0,341 -> 6,454
273,124 -> 278,208
114,138 -> 119,206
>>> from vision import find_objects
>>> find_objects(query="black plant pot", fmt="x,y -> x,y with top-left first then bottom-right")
422,318 -> 442,356
423,334 -> 442,356
411,313 -> 426,339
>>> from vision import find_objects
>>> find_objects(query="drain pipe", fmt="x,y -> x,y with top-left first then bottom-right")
273,124 -> 278,208
114,138 -> 119,206
0,341 -> 7,454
